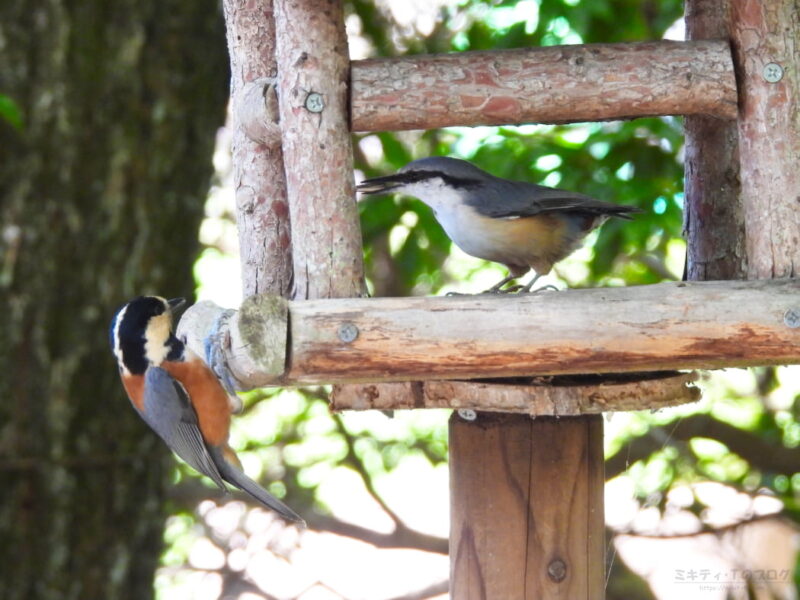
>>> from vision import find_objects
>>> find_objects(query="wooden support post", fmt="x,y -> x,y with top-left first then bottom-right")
222,0 -> 293,297
684,0 -> 746,281
450,413 -> 604,599
729,0 -> 800,278
273,0 -> 366,300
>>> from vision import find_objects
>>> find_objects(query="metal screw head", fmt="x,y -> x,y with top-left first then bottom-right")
547,558 -> 567,583
763,63 -> 783,83
784,308 -> 800,328
305,92 -> 325,113
337,322 -> 359,343
457,408 -> 477,421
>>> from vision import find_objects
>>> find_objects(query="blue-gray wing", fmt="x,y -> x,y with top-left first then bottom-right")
468,180 -> 641,220
142,366 -> 227,491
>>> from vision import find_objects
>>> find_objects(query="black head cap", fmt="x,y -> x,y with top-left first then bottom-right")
398,156 -> 491,180
110,296 -> 184,375
357,156 -> 488,195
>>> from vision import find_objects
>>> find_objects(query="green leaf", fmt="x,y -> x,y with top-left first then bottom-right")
0,94 -> 23,130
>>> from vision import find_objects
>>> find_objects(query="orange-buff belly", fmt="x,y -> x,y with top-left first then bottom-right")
162,360 -> 232,447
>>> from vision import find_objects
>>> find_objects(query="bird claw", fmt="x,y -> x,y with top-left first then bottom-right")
446,284 -> 534,296
491,284 -> 524,294
203,309 -> 244,414
445,289 -> 506,296
518,284 -> 560,294
445,276 -> 560,296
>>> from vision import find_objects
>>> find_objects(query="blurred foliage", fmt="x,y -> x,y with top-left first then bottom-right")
178,0 -> 800,597
0,93 -> 23,130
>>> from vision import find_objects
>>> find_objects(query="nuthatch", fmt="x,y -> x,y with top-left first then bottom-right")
357,157 -> 642,292
110,296 -> 303,524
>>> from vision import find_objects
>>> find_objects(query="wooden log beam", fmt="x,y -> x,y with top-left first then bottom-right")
330,372 -> 700,415
450,413 -> 605,599
351,40 -> 737,132
177,279 -> 800,388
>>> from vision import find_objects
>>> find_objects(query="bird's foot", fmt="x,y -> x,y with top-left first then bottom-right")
445,287 -> 515,296
203,309 -> 244,414
495,284 -> 525,294
515,274 -> 559,294
518,284 -> 560,294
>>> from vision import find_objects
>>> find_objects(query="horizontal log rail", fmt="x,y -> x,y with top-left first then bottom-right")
330,372 -> 700,415
350,40 -> 737,131
177,279 -> 800,389
237,41 -> 736,141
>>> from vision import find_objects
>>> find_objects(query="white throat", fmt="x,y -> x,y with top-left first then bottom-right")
400,178 -> 465,216
400,178 -> 482,251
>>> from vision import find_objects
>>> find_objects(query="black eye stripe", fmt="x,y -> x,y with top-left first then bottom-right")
398,170 -> 481,189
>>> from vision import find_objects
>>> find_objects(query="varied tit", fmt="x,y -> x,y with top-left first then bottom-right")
109,295 -> 303,524
357,156 -> 643,292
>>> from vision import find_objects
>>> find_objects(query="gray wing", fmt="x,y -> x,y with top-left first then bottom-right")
468,180 -> 641,220
141,366 -> 227,491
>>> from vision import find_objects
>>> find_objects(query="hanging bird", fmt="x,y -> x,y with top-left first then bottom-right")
358,156 -> 642,292
110,295 -> 303,524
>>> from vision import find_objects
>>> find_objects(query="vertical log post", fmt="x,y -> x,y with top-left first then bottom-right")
684,0 -> 746,281
686,0 -> 800,282
450,413 -> 605,599
222,0 -> 293,297
273,0 -> 366,300
729,0 -> 800,278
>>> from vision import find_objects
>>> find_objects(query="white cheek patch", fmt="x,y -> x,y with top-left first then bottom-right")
404,178 -> 463,213
144,312 -> 173,365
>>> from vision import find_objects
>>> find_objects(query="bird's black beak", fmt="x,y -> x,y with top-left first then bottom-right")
357,170 -> 435,195
356,174 -> 406,195
167,297 -> 187,313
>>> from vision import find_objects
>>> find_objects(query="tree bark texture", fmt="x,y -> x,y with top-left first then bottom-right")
730,0 -> 800,279
222,0 -> 293,297
684,0 -> 747,281
274,0 -> 366,299
351,40 -> 737,132
178,280 -> 800,387
449,414 -> 605,599
0,2 -> 228,599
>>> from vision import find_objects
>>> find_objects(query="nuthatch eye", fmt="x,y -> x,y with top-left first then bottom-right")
358,156 -> 642,292
110,295 -> 303,525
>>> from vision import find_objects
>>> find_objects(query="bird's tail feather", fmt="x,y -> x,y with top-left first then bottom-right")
211,447 -> 305,525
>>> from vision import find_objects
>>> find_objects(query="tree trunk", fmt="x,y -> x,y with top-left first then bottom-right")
0,2 -> 228,599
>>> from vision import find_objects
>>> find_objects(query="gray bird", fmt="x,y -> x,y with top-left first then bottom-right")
357,156 -> 642,292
